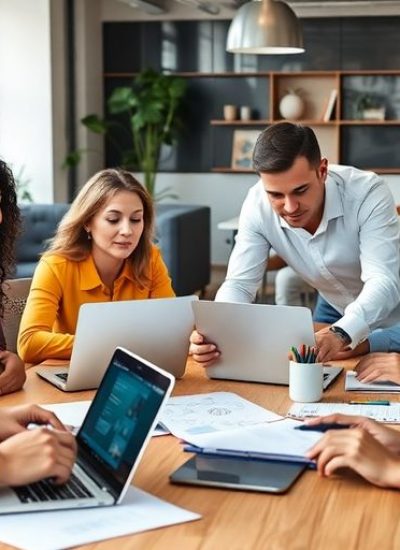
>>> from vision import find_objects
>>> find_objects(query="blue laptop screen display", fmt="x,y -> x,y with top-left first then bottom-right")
78,354 -> 166,479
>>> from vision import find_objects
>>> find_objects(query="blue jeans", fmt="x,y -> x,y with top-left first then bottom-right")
313,295 -> 341,324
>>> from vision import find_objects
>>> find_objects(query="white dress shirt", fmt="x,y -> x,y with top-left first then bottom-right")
216,165 -> 400,348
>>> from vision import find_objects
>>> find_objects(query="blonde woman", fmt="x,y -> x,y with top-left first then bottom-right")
18,169 -> 175,364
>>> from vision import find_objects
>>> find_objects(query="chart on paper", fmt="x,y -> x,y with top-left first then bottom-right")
160,392 -> 283,440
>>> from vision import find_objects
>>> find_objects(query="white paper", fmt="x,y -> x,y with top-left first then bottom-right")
160,391 -> 283,440
183,417 -> 321,460
0,486 -> 201,550
345,371 -> 400,393
41,401 -> 92,430
288,402 -> 400,423
41,401 -> 169,436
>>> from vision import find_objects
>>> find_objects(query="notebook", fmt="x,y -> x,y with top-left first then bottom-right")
192,301 -> 342,388
0,347 -> 174,514
345,370 -> 400,393
36,295 -> 197,391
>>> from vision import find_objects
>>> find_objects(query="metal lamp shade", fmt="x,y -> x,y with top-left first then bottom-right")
227,0 -> 304,55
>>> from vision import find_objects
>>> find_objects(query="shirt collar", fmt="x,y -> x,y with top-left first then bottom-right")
79,255 -> 136,290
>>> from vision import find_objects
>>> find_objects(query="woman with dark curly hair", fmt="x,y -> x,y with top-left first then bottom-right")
0,161 -> 26,394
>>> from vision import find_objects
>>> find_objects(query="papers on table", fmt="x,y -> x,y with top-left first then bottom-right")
0,486 -> 201,550
160,391 -> 283,440
345,371 -> 400,393
288,402 -> 400,423
41,401 -> 91,430
182,417 -> 321,465
41,401 -> 169,436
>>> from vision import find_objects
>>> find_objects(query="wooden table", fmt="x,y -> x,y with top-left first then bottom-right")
1,360 -> 400,550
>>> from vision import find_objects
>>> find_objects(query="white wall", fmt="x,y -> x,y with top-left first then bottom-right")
154,172 -> 400,266
0,0 -> 53,202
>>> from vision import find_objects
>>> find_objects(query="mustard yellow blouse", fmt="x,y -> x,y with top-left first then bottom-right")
18,245 -> 175,363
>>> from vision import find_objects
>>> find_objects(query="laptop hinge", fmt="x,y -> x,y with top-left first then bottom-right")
77,448 -> 121,501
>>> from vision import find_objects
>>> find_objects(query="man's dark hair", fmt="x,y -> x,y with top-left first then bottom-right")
0,161 -> 21,315
252,122 -> 321,174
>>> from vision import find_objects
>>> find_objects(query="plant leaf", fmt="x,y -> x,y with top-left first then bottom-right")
81,114 -> 108,134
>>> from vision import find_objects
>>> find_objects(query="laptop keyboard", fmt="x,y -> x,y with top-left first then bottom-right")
55,372 -> 68,381
14,472 -> 94,503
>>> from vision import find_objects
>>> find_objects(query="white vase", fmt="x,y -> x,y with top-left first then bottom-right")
279,93 -> 305,120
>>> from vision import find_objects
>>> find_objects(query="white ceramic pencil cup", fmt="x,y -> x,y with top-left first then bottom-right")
289,360 -> 323,403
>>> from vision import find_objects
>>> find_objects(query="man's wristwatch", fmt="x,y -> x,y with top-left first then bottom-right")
329,325 -> 352,345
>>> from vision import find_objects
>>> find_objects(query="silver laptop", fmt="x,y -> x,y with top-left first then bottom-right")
36,295 -> 197,391
193,301 -> 342,387
0,347 -> 174,514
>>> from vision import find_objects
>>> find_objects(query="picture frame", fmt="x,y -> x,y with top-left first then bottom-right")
231,130 -> 261,170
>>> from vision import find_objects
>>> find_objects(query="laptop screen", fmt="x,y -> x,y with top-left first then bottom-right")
77,348 -> 171,495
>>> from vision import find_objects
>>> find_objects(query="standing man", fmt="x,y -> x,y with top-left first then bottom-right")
191,122 -> 400,364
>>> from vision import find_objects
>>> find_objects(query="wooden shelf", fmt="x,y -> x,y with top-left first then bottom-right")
210,119 -> 270,126
212,167 -> 255,174
210,70 -> 400,173
340,119 -> 400,125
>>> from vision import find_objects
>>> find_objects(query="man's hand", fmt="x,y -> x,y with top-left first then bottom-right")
0,428 -> 77,486
315,327 -> 349,362
355,352 -> 400,385
189,330 -> 220,368
0,351 -> 26,395
306,427 -> 400,489
0,405 -> 67,442
305,413 -> 400,455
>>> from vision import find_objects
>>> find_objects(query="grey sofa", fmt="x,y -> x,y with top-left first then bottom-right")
14,203 -> 211,296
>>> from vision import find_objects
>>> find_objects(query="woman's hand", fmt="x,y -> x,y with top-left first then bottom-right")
0,428 -> 77,486
306,427 -> 400,489
189,330 -> 220,368
355,352 -> 400,384
0,404 -> 67,441
0,350 -> 26,395
305,413 -> 400,455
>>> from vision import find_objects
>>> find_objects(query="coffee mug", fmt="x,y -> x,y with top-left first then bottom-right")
289,360 -> 323,403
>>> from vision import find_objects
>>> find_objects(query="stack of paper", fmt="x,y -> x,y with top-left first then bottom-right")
288,402 -> 400,423
345,371 -> 400,393
182,418 -> 321,465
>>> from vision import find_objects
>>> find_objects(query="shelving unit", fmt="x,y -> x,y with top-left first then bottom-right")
209,70 -> 400,174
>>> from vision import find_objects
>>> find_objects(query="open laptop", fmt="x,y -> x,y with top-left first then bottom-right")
193,301 -> 342,387
36,295 -> 197,391
0,347 -> 174,514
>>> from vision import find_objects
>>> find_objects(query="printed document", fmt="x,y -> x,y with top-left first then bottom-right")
0,487 -> 200,550
160,391 -> 283,440
183,417 -> 322,464
288,402 -> 400,423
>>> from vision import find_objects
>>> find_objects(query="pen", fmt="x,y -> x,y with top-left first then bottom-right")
295,423 -> 352,433
349,400 -> 390,406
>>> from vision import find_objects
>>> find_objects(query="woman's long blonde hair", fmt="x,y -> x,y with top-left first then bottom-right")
46,169 -> 155,286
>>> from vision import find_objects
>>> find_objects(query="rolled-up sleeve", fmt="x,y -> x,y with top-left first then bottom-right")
335,181 -> 400,346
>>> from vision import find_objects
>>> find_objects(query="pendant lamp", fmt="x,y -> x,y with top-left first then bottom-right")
227,0 -> 304,55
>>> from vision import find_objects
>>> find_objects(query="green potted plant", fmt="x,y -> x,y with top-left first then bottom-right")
66,69 -> 187,200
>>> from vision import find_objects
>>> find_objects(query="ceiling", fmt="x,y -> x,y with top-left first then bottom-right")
115,0 -> 400,18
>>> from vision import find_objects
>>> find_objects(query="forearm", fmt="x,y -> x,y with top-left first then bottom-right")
368,325 -> 400,353
18,331 -> 74,364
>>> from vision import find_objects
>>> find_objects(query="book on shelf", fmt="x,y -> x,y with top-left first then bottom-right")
322,89 -> 338,122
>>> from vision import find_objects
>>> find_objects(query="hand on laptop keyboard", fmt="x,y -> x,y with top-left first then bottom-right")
0,428 -> 77,486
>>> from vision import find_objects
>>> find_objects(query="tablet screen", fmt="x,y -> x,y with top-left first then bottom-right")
170,455 -> 306,493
